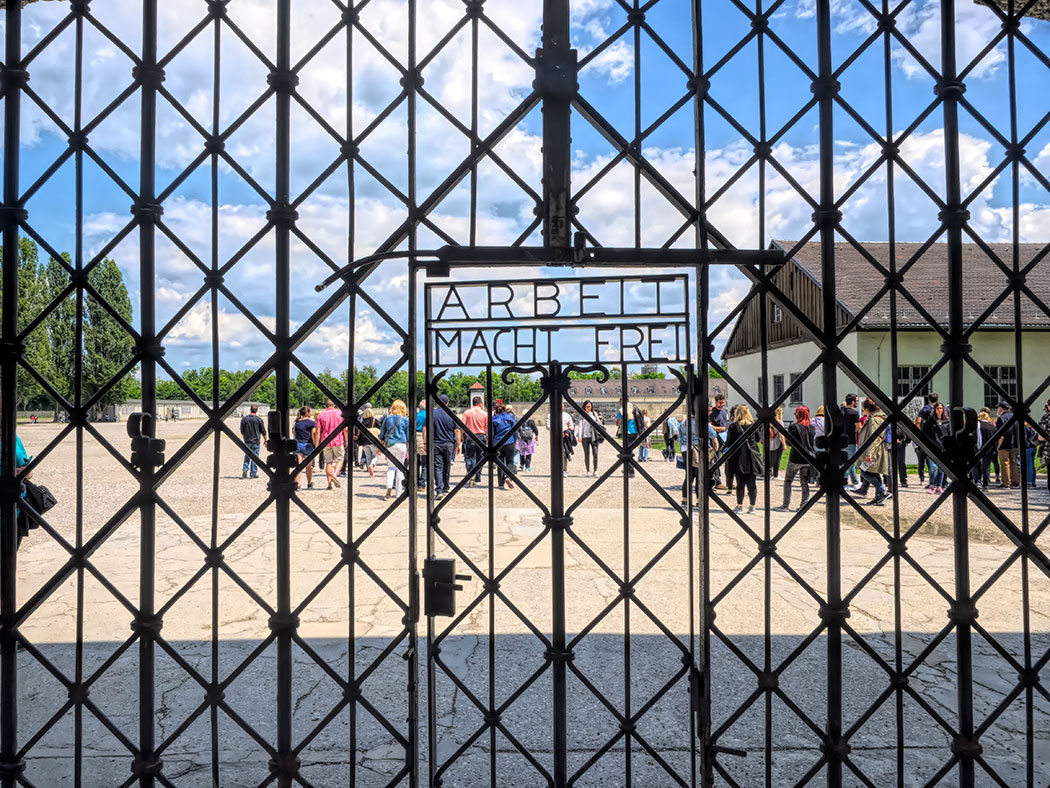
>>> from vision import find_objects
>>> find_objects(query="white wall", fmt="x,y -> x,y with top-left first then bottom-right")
724,334 -> 858,413
725,330 -> 1047,414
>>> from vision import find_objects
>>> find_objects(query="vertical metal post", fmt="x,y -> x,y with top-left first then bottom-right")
547,362 -> 568,787
938,3 -> 974,786
538,0 -> 576,253
814,2 -> 844,784
406,263 -> 420,788
271,1 -> 296,785
135,2 -> 160,784
690,0 -> 713,782
0,1 -> 23,785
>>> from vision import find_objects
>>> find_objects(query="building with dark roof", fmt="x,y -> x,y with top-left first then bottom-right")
724,241 -> 1049,412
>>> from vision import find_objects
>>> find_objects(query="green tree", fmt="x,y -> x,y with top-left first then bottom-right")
84,257 -> 135,418
45,253 -> 77,417
503,372 -> 542,403
353,365 -> 379,404
0,239 -> 53,409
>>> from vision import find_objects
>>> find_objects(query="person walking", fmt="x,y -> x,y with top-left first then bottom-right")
768,406 -> 785,479
430,394 -> 459,499
840,395 -> 860,487
996,401 -> 1020,489
1024,419 -> 1039,487
491,402 -> 517,489
773,405 -> 814,512
293,406 -> 317,490
461,396 -> 488,487
973,408 -> 996,491
893,416 -> 910,488
415,400 -> 428,491
316,399 -> 348,490
239,405 -> 267,479
709,396 -> 729,489
516,416 -> 538,472
578,400 -> 602,477
1038,399 -> 1050,500
913,394 -> 936,485
726,405 -> 761,513
663,414 -> 679,461
638,409 -> 652,462
548,402 -> 575,475
852,399 -> 891,506
358,405 -> 380,477
923,401 -> 950,493
813,405 -> 827,440
379,399 -> 411,499
677,414 -> 705,505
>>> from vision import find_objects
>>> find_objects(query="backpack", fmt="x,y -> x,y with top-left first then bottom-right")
519,425 -> 534,442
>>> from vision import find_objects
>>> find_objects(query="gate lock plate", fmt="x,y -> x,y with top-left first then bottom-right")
423,558 -> 471,618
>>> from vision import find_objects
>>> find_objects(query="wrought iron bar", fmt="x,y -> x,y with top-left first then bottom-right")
135,2 -> 161,785
547,360 -> 568,786
814,2 -> 845,786
272,1 -> 295,785
539,0 -> 576,252
0,0 -> 22,785
939,3 -> 977,787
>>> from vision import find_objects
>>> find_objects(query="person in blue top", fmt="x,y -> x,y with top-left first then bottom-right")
491,401 -> 517,490
415,400 -> 428,491
379,400 -> 411,499
3,421 -> 33,548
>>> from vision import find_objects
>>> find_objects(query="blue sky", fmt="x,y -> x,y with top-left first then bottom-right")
7,0 -> 1050,383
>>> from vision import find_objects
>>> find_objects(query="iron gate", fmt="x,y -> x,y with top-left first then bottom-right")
420,271 -> 704,785
2,0 -> 1050,786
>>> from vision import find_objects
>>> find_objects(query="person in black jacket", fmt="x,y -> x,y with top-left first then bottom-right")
922,401 -> 950,493
773,405 -> 814,512
239,405 -> 267,479
972,408 -> 997,491
725,405 -> 762,513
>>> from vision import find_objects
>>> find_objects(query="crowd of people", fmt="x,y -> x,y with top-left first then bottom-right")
697,392 -> 1050,514
236,392 -> 1050,512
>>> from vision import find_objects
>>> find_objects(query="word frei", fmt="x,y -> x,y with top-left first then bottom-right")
426,276 -> 690,366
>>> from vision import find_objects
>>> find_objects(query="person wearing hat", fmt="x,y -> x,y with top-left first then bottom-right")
996,400 -> 1019,489
431,394 -> 459,498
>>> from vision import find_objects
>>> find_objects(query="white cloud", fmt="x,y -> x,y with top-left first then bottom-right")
586,38 -> 633,85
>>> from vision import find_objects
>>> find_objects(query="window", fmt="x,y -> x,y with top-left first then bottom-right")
984,366 -> 1017,410
772,304 -> 783,324
631,386 -> 639,394
584,386 -> 592,395
789,373 -> 803,405
757,376 -> 764,396
772,374 -> 785,400
896,365 -> 931,400
646,385 -> 655,394
600,387 -> 607,394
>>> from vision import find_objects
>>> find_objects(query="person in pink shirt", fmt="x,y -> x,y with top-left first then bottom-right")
461,396 -> 488,487
315,399 -> 348,490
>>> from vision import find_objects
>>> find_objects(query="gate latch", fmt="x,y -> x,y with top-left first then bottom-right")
423,558 -> 471,617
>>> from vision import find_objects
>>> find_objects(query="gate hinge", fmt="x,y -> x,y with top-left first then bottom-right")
423,557 -> 471,618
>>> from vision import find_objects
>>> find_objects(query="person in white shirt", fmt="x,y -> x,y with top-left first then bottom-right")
547,402 -> 575,475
